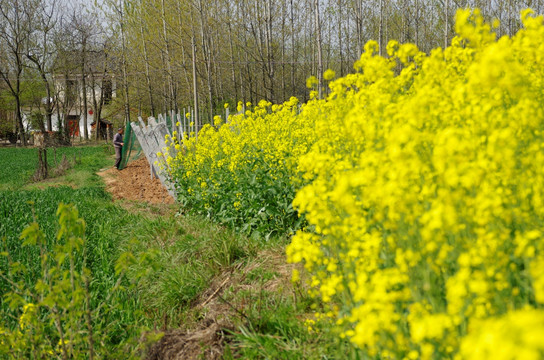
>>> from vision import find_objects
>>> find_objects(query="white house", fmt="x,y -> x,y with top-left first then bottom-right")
51,50 -> 117,138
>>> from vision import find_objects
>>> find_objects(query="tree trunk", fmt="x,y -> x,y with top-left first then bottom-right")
265,0 -> 274,101
227,6 -> 238,102
290,0 -> 295,98
444,0 -> 450,49
191,34 -> 199,134
356,0 -> 363,55
91,71 -> 99,141
280,0 -> 286,101
36,147 -> 48,180
81,75 -> 88,140
379,0 -> 384,56
338,0 -> 344,76
415,0 -> 419,49
80,38 -> 89,140
62,73 -> 71,142
56,93 -> 63,139
90,54 -> 107,141
161,0 -> 176,112
28,57 -> 55,132
120,0 -> 131,125
140,0 -> 155,117
15,94 -> 26,146
313,0 -> 323,99
175,0 -> 192,108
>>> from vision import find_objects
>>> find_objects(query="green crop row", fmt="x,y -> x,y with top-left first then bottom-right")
0,145 -> 148,357
0,186 -> 149,353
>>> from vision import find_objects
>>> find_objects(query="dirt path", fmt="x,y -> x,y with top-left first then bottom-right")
98,157 -> 175,204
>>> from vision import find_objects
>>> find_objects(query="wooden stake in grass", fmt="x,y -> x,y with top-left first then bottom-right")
34,132 -> 48,180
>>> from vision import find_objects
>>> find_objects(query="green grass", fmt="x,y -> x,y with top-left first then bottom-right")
0,190 -> 145,352
120,208 -> 260,328
0,147 -> 39,188
0,146 -> 358,359
0,145 -> 113,190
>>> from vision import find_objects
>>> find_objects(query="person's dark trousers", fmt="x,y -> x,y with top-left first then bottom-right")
115,146 -> 122,169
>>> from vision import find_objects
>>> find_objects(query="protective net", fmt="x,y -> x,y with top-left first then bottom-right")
165,115 -> 174,130
119,122 -> 141,170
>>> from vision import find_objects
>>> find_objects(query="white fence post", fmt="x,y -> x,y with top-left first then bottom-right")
129,106 -> 237,200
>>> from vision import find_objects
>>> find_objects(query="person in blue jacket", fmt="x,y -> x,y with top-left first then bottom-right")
113,127 -> 124,169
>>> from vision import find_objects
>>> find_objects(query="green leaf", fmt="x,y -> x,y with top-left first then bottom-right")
20,222 -> 41,246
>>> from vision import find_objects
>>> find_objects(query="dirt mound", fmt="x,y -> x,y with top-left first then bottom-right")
98,157 -> 175,204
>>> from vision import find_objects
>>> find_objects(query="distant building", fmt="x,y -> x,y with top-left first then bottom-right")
51,50 -> 117,137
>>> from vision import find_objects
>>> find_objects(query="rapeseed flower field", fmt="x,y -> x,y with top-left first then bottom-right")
163,9 -> 544,359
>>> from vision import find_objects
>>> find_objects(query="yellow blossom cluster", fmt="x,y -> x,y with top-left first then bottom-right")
460,308 -> 544,360
162,97 -> 315,234
286,8 -> 544,359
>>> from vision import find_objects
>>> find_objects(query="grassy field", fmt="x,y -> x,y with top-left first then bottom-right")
0,145 -> 147,356
0,145 -> 350,359
0,145 -> 113,190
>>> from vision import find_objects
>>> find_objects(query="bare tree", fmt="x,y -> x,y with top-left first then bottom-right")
224,1 -> 239,102
189,2 -> 199,130
104,0 -> 132,125
160,0 -> 177,113
197,0 -> 214,123
0,0 -> 40,145
445,0 -> 450,48
52,15 -> 77,142
25,0 -> 58,132
69,8 -> 96,140
138,0 -> 156,117
97,0 -> 544,126
313,0 -> 324,98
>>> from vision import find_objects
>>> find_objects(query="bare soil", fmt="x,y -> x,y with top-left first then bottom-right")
98,157 -> 175,204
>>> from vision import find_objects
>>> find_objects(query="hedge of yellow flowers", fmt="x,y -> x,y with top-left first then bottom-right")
163,97 -> 314,236
165,9 -> 544,358
287,9 -> 544,359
